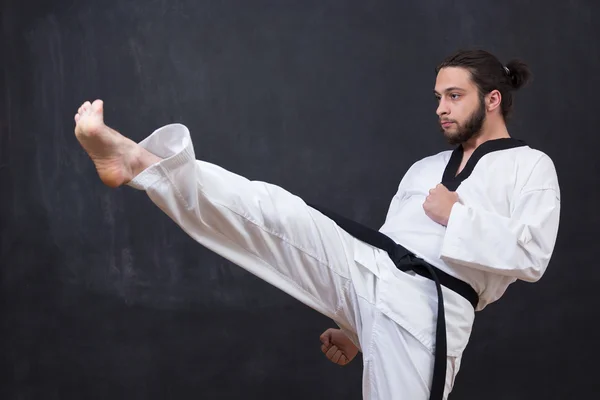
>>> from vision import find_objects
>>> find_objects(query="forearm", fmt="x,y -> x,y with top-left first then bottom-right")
440,195 -> 560,282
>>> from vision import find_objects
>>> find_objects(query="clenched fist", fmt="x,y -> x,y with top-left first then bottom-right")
320,328 -> 359,366
423,184 -> 459,226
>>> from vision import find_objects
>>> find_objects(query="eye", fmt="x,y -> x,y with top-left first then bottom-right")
450,93 -> 461,100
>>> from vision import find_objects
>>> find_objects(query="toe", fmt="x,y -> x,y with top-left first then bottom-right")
92,99 -> 104,113
83,101 -> 91,112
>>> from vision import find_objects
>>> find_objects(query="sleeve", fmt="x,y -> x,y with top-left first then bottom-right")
439,154 -> 561,282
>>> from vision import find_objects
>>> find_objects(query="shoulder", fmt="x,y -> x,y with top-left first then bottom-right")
513,146 -> 558,181
394,149 -> 452,190
407,149 -> 453,174
396,149 -> 452,184
511,146 -> 560,199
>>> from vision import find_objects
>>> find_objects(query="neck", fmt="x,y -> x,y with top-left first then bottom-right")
462,120 -> 510,153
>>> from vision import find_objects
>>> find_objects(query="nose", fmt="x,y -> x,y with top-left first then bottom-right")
436,98 -> 448,117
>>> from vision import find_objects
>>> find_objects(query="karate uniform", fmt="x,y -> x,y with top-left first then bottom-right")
127,124 -> 561,399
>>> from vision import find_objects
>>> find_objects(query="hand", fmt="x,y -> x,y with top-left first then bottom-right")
423,184 -> 459,226
320,328 -> 359,366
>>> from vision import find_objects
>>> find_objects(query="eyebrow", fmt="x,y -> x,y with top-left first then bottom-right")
434,87 -> 466,95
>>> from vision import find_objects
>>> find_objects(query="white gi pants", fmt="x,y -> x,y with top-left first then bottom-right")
127,124 -> 476,400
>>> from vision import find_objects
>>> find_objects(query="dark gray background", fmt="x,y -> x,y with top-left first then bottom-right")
1,0 -> 597,398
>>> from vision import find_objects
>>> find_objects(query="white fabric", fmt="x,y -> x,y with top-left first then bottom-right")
379,144 -> 561,310
126,123 -> 560,399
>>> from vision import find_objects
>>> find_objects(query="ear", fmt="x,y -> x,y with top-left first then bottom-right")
486,89 -> 502,112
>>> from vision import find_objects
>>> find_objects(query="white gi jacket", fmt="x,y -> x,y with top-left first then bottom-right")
380,140 -> 561,310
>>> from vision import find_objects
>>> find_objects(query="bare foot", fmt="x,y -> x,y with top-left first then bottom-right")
74,100 -> 140,187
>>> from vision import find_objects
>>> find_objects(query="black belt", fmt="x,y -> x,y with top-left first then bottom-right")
309,203 -> 478,400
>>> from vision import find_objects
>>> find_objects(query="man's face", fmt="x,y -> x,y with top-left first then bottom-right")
434,67 -> 486,146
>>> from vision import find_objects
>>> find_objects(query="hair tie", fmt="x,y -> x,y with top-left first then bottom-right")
504,66 -> 510,75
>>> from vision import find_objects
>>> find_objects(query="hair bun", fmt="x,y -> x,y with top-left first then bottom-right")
505,59 -> 532,90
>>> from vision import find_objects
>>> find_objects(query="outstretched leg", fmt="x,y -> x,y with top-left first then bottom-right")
74,99 -> 365,339
73,99 -> 465,400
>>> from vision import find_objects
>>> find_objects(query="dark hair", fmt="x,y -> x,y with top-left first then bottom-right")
435,49 -> 532,120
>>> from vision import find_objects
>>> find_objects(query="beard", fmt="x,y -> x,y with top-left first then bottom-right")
441,97 -> 486,146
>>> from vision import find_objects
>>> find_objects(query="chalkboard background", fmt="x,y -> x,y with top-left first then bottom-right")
1,0 -> 598,399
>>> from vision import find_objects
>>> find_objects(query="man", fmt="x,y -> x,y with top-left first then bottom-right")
73,49 -> 561,399
318,51 -> 561,372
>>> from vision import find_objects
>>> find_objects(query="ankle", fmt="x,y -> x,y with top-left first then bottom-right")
127,142 -> 163,180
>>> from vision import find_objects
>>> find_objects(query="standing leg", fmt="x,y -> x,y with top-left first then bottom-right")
74,99 -> 365,338
357,295 -> 459,400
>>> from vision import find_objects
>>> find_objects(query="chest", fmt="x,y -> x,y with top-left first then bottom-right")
405,154 -> 520,218
453,162 -> 518,216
